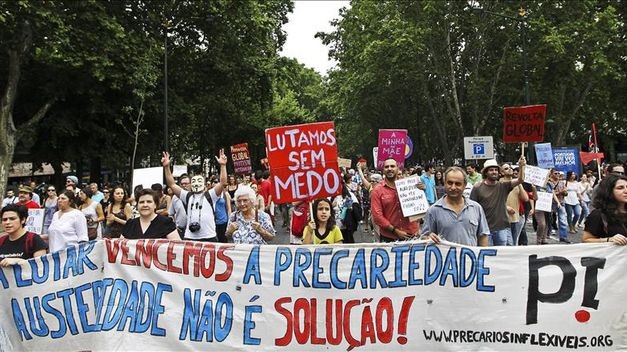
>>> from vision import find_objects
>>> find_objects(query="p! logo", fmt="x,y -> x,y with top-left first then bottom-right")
526,255 -> 605,325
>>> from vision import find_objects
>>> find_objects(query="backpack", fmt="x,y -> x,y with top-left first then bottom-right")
290,202 -> 310,237
184,191 -> 215,215
0,232 -> 36,258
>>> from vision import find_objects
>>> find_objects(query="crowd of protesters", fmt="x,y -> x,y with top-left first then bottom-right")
1,155 -> 626,266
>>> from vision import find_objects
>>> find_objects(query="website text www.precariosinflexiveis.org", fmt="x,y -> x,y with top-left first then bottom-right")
423,329 -> 613,349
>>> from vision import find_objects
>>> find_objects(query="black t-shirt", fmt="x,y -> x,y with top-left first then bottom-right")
122,215 -> 177,239
584,209 -> 627,238
0,232 -> 48,260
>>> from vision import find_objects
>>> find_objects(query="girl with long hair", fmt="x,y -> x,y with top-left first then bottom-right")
303,198 -> 343,245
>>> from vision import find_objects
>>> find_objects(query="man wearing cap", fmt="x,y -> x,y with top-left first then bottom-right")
66,176 -> 80,195
421,167 -> 490,246
371,158 -> 423,242
17,186 -> 41,209
470,156 -> 526,246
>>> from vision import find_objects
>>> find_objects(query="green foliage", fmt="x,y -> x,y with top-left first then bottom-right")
320,0 -> 625,163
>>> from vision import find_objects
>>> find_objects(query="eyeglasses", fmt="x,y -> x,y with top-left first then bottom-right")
236,199 -> 251,204
65,180 -> 73,184
47,189 -> 56,192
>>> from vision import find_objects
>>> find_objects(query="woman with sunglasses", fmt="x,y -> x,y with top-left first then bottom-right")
43,186 -> 58,234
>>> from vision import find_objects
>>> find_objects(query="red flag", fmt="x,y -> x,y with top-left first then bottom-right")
580,152 -> 604,165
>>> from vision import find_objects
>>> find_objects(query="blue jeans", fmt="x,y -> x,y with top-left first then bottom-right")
490,228 -> 513,246
565,203 -> 581,227
578,201 -> 590,225
556,205 -> 569,239
510,217 -> 525,246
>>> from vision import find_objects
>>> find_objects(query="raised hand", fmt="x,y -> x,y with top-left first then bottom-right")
162,151 -> 171,167
215,149 -> 228,166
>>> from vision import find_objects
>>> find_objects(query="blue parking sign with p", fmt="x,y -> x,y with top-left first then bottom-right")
473,143 -> 485,155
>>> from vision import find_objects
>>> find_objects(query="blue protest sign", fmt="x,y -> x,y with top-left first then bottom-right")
552,147 -> 581,175
534,143 -> 554,168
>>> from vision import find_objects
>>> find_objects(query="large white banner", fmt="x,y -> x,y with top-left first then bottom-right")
1,240 -> 626,351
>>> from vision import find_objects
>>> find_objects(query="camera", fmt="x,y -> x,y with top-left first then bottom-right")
188,222 -> 201,232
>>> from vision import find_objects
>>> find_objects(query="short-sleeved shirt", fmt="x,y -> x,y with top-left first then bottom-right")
470,181 -> 513,232
421,197 -> 490,246
169,195 -> 187,229
179,189 -> 219,240
122,215 -> 177,240
420,174 -> 437,205
584,209 -> 627,238
306,226 -> 343,245
48,209 -> 89,253
227,210 -> 275,245
0,232 -> 48,260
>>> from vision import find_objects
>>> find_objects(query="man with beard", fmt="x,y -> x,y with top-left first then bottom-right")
162,150 -> 227,242
420,167 -> 490,246
371,158 -> 424,242
17,186 -> 40,209
470,157 -> 526,246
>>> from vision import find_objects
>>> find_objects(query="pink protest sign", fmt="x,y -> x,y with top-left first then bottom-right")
377,129 -> 407,170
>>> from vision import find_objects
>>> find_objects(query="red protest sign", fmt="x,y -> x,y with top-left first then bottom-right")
230,143 -> 252,175
265,122 -> 342,204
503,105 -> 547,143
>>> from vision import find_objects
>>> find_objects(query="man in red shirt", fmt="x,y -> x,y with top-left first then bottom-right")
17,186 -> 40,209
256,170 -> 274,223
371,158 -> 420,242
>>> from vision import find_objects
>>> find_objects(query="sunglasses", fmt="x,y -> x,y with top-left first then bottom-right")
103,191 -> 110,194
47,189 -> 56,192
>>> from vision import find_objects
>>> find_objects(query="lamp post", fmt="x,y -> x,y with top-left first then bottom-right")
471,6 -> 534,162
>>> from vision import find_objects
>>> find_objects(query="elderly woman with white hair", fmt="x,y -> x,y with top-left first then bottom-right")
225,185 -> 275,244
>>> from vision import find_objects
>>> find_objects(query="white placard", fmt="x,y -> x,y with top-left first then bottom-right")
172,165 -> 188,178
395,176 -> 429,217
132,167 -> 163,194
535,191 -> 553,212
464,136 -> 494,160
524,165 -> 551,187
25,209 -> 45,234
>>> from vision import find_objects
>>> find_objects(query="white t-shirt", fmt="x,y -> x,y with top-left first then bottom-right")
48,209 -> 89,253
564,181 -> 581,205
180,189 -> 219,240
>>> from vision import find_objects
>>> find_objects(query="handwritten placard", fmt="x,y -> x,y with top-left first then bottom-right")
25,209 -> 45,234
535,191 -> 553,212
524,165 -> 551,188
395,176 -> 429,217
231,143 -> 252,175
503,105 -> 546,143
534,143 -> 554,168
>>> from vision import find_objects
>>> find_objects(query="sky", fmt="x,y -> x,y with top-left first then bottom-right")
280,1 -> 349,75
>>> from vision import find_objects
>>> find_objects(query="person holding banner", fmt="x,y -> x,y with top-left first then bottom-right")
420,167 -> 490,246
582,174 -> 627,245
0,204 -> 48,267
303,198 -> 343,244
162,150 -> 227,242
121,189 -> 180,240
226,185 -> 275,244
371,158 -> 420,242
47,190 -> 89,253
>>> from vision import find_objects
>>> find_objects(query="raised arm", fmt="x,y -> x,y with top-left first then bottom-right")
162,151 -> 182,198
357,162 -> 371,190
213,149 -> 228,196
511,155 -> 527,187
